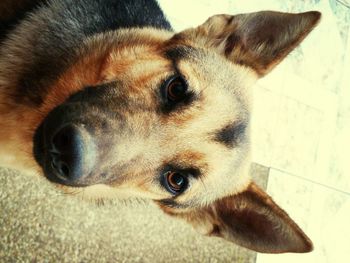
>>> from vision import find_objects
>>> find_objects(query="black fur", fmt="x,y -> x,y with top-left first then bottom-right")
5,0 -> 172,105
214,122 -> 247,148
165,46 -> 198,62
0,0 -> 45,43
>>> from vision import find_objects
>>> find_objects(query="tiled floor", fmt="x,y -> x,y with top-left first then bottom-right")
159,0 -> 350,262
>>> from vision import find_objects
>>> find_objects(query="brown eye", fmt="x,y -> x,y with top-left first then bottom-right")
166,76 -> 188,102
164,171 -> 188,194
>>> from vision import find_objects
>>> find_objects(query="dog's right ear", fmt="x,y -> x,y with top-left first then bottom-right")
158,182 -> 313,253
172,11 -> 321,76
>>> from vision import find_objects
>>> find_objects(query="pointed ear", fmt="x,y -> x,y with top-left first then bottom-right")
160,183 -> 313,253
173,11 -> 321,76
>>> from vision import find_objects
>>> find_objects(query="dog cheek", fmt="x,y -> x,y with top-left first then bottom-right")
160,206 -> 215,235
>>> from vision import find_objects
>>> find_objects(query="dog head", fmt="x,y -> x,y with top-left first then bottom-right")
30,11 -> 320,253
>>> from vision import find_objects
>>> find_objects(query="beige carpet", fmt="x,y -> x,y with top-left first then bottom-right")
0,165 -> 267,262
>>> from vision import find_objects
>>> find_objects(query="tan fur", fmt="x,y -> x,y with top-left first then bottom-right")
0,7 -> 321,253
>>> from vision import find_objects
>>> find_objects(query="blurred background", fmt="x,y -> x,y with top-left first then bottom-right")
1,0 -> 349,262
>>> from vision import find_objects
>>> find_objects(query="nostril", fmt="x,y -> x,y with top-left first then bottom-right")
51,159 -> 70,181
60,162 -> 70,178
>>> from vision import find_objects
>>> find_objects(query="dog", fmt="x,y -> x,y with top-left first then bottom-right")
0,0 -> 321,254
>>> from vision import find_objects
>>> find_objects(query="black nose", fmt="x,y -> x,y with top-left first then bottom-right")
49,125 -> 87,184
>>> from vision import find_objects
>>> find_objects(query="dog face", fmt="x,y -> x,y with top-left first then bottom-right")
4,11 -> 320,253
34,33 -> 253,205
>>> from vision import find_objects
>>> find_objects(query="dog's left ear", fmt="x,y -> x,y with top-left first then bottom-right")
173,11 -> 321,76
159,182 -> 313,253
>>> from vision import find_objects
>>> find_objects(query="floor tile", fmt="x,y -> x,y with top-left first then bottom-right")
270,95 -> 324,179
327,115 -> 350,192
250,163 -> 270,190
337,25 -> 350,117
288,0 -> 345,93
251,87 -> 283,167
257,169 -> 350,263
265,169 -> 315,230
260,72 -> 337,184
330,0 -> 350,46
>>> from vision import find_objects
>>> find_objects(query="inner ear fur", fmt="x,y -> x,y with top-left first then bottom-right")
159,182 -> 313,254
173,11 -> 321,76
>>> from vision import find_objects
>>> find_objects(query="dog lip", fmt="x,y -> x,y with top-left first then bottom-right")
33,121 -> 46,168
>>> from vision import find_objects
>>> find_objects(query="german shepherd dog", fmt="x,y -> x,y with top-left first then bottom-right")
0,0 -> 321,254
